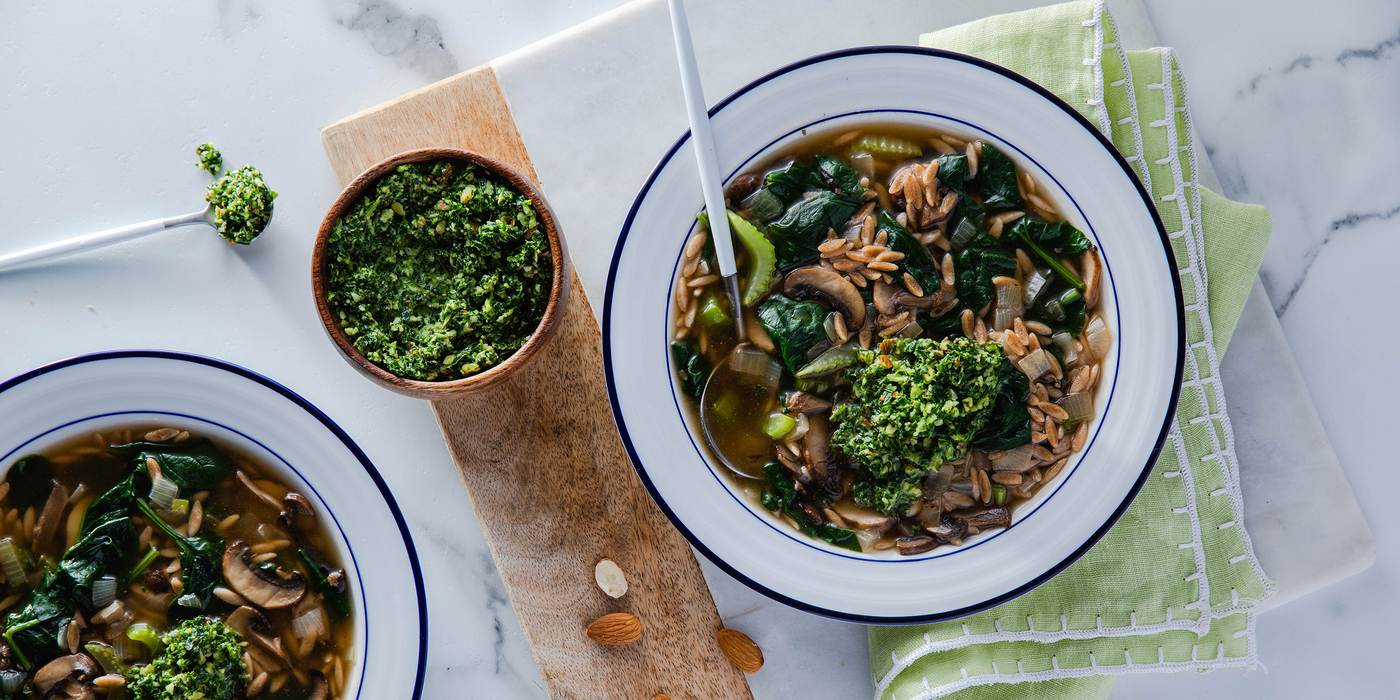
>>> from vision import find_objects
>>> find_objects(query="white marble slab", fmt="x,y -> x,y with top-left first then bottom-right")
0,0 -> 1391,698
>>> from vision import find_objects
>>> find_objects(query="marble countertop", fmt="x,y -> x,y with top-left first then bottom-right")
1,1 -> 1395,698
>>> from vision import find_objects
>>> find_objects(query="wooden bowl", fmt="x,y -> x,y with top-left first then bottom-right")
312,148 -> 570,400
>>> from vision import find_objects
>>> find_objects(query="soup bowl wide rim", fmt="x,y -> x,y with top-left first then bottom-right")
0,350 -> 427,699
603,47 -> 1185,623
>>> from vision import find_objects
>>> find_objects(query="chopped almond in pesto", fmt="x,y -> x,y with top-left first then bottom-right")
324,160 -> 552,382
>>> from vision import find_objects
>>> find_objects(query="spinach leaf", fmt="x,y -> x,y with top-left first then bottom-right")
937,154 -> 970,192
1008,218 -> 1091,290
978,144 -> 1022,210
757,296 -> 829,374
297,549 -> 351,621
49,515 -> 137,613
1038,287 -> 1087,336
762,161 -> 824,204
876,212 -> 943,297
82,469 -> 150,535
670,341 -> 710,399
4,589 -> 71,669
5,455 -> 54,510
955,247 -> 1017,316
814,155 -> 865,196
760,462 -> 796,511
973,360 -> 1033,451
766,191 -> 864,270
935,154 -> 986,232
137,500 -> 223,611
109,439 -> 231,491
759,463 -> 861,552
1013,219 -> 1091,256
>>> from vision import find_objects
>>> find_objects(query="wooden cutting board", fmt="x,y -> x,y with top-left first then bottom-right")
321,65 -> 754,700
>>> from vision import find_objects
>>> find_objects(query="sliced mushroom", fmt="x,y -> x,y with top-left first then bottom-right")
236,471 -> 283,511
783,268 -> 866,329
725,173 -> 762,204
831,501 -> 894,532
277,493 -> 316,532
895,536 -> 937,556
307,672 -> 329,700
32,481 -> 70,556
927,516 -> 969,545
872,279 -> 958,318
277,495 -> 346,596
223,540 -> 306,609
960,507 -> 1012,532
802,414 -> 840,498
784,391 -> 831,415
34,654 -> 99,698
226,606 -> 291,670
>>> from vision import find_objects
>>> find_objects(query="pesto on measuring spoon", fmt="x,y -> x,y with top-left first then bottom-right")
0,143 -> 278,272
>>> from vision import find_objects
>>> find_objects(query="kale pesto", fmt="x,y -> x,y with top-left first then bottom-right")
195,143 -> 277,245
196,143 -> 222,175
324,160 -> 553,382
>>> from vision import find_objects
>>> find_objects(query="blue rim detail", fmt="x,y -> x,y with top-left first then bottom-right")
601,46 -> 1185,625
0,350 -> 428,699
660,108 -> 1123,563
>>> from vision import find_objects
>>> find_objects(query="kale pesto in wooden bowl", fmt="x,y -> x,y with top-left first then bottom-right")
312,148 -> 569,400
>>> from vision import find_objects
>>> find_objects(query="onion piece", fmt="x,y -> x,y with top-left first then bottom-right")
1051,331 -> 1079,367
1017,349 -> 1053,379
1057,392 -> 1094,430
1023,268 -> 1053,305
992,445 -> 1038,473
91,575 -> 117,609
848,152 -> 876,179
1084,316 -> 1112,360
0,670 -> 22,695
950,218 -> 978,249
739,188 -> 784,222
148,475 -> 179,511
291,607 -> 328,640
995,281 -> 1022,309
0,539 -> 26,585
786,413 -> 810,442
823,311 -> 842,343
730,346 -> 781,392
991,308 -> 1020,333
897,319 -> 923,339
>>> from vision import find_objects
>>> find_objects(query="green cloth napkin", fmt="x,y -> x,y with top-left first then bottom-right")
869,2 -> 1276,698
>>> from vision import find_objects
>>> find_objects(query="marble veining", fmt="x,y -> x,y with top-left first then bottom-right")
1188,16 -> 1400,315
330,0 -> 460,81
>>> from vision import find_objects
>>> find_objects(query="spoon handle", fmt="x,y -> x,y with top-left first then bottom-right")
0,209 -> 207,273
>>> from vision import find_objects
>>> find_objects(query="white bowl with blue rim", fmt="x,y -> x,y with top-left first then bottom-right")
603,47 -> 1184,623
0,351 -> 426,697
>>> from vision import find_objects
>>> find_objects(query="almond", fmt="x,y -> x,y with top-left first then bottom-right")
585,612 -> 642,645
652,695 -> 671,700
594,559 -> 628,598
716,628 -> 763,673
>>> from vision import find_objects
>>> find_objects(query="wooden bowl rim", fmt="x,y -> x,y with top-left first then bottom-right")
311,147 -> 570,400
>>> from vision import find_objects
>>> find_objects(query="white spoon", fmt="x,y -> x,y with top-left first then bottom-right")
667,0 -> 745,343
0,205 -> 218,273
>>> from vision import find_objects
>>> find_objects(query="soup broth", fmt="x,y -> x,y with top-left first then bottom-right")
670,123 -> 1113,555
0,426 -> 354,699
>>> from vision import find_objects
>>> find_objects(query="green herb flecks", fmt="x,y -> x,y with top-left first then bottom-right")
325,160 -> 553,382
128,617 -> 248,700
196,143 -> 222,176
205,165 -> 277,245
832,337 -> 1005,516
